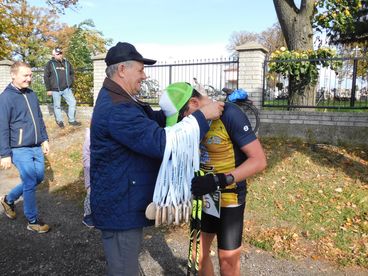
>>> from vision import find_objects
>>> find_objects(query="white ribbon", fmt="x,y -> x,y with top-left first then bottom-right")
153,115 -> 200,210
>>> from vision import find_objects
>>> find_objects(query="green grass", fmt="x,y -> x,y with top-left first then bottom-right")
69,151 -> 82,162
42,120 -> 368,268
245,138 -> 368,267
263,99 -> 368,111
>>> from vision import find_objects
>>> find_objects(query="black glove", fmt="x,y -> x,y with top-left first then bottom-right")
191,173 -> 227,197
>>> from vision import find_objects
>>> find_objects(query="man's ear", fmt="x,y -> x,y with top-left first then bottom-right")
188,97 -> 200,108
184,97 -> 200,116
118,63 -> 125,77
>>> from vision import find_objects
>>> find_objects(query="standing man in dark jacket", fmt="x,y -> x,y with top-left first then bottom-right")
0,61 -> 50,234
44,47 -> 81,128
90,42 -> 224,275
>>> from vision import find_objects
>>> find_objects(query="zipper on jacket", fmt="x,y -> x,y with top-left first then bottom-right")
22,94 -> 38,144
18,128 -> 23,145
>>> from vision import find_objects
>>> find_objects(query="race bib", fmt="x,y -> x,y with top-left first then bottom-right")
202,191 -> 221,218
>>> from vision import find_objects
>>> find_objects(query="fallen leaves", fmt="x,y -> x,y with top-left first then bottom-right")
246,138 -> 368,268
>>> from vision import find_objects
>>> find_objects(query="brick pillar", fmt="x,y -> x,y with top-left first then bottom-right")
236,42 -> 268,109
92,53 -> 107,105
0,60 -> 13,93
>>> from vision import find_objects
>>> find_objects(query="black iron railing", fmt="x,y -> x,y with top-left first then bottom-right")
263,56 -> 368,110
139,58 -> 239,104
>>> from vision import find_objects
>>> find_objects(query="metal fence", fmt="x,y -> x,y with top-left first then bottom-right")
263,56 -> 368,110
31,68 -> 94,106
140,58 -> 239,104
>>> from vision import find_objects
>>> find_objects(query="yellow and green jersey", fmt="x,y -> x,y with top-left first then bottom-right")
200,102 -> 257,207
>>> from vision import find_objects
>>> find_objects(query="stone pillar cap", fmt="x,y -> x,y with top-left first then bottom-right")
92,53 -> 107,61
0,60 -> 13,65
236,42 -> 268,53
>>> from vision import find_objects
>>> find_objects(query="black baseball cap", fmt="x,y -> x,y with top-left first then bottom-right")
105,42 -> 156,66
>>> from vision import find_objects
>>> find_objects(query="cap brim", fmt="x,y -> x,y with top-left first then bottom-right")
137,57 -> 157,65
166,113 -> 179,127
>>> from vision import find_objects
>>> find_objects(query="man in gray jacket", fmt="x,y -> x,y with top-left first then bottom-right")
44,47 -> 81,128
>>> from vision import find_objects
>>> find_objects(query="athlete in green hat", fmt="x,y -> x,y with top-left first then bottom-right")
160,82 -> 267,276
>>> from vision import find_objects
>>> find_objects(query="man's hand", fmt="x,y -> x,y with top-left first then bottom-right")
199,101 -> 224,121
0,157 -> 12,170
191,173 -> 227,196
47,91 -> 52,96
42,141 -> 50,155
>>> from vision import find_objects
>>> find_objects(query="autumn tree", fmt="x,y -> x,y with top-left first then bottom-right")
0,0 -> 78,58
9,1 -> 63,67
227,23 -> 286,57
0,0 -> 109,66
0,0 -> 21,59
0,0 -> 77,61
63,20 -> 111,105
273,0 -> 315,51
227,31 -> 259,56
227,23 -> 287,92
259,23 -> 286,54
45,0 -> 79,14
65,19 -> 111,67
271,0 -> 318,107
314,0 -> 368,84
314,0 -> 368,45
272,0 -> 367,108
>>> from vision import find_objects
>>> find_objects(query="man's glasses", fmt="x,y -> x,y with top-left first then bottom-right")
56,53 -> 63,55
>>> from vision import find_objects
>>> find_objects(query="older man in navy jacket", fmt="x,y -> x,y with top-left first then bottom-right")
90,42 -> 224,275
0,62 -> 50,234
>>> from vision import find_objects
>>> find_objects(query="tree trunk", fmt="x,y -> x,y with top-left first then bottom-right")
288,79 -> 316,107
273,0 -> 317,109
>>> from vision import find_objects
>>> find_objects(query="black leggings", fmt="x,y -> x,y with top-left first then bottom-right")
201,204 -> 245,250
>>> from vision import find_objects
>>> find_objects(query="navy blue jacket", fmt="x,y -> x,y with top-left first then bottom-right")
0,84 -> 48,157
90,78 -> 209,231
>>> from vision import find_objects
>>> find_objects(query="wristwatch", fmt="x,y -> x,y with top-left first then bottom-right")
225,174 -> 235,185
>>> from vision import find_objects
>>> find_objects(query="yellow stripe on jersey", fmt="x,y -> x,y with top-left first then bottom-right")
200,119 -> 239,207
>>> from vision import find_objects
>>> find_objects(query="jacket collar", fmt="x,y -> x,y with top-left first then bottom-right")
102,77 -> 149,107
9,83 -> 31,94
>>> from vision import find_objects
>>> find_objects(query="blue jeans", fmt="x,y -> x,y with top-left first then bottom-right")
101,228 -> 143,276
52,88 -> 77,123
7,147 -> 45,222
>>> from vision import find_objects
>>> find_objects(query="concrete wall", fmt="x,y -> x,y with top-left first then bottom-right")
0,60 -> 12,93
91,54 -> 106,104
259,110 -> 368,146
